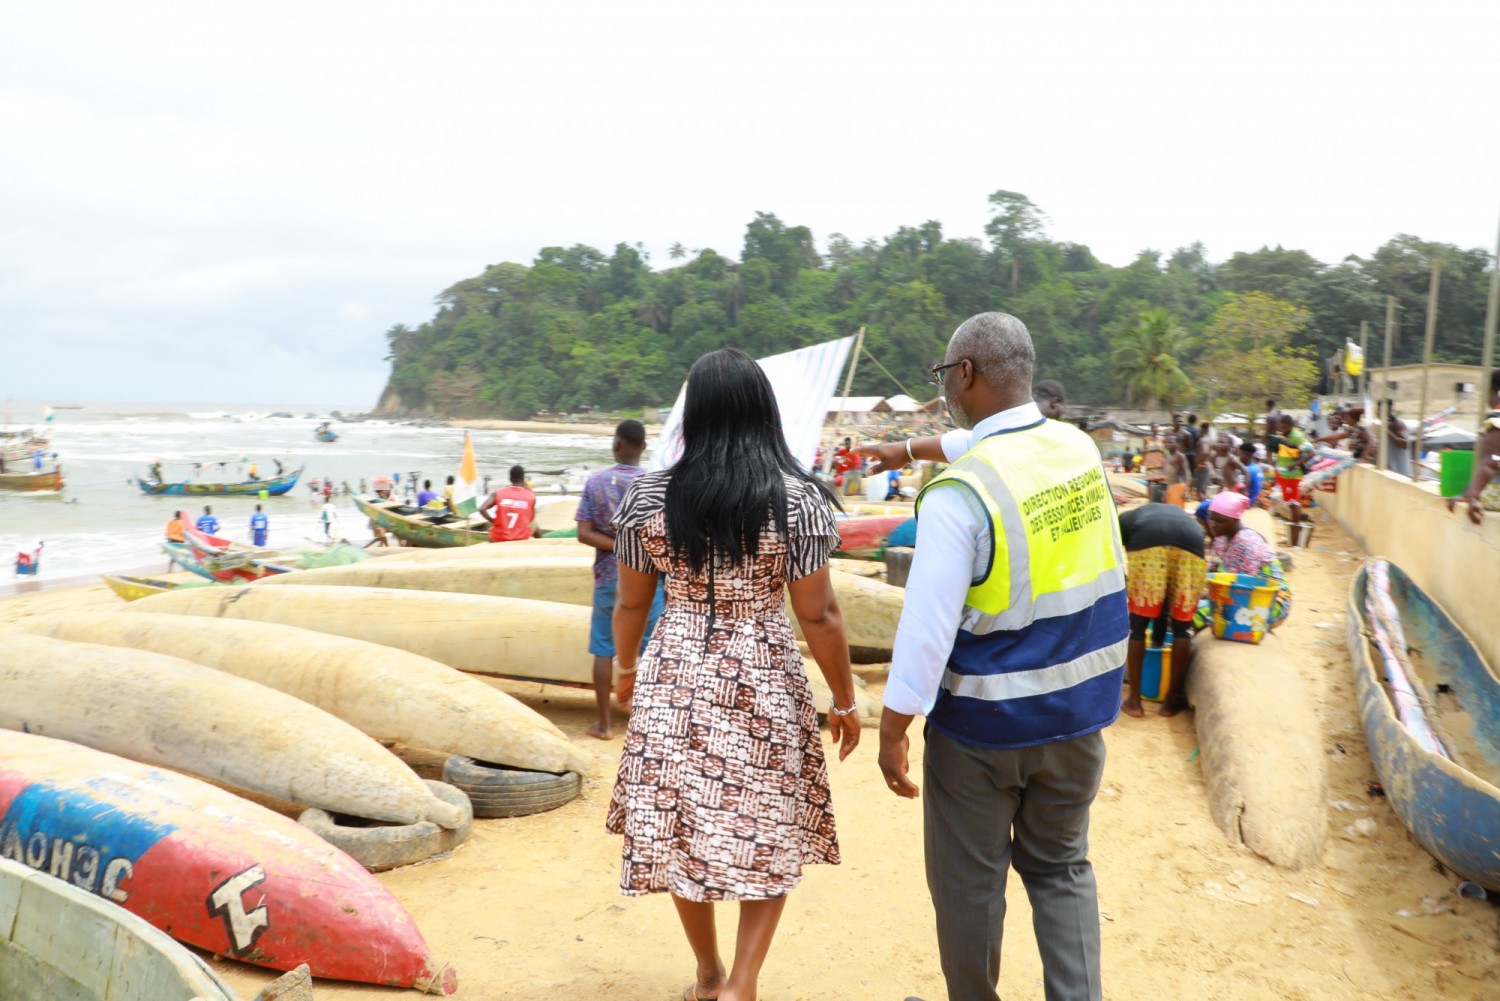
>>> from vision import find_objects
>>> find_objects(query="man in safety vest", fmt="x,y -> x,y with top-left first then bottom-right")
878,312 -> 1128,1001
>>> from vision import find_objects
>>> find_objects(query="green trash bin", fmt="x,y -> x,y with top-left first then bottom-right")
1439,449 -> 1475,497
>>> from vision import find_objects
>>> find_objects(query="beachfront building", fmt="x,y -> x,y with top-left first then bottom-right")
1367,363 -> 1489,428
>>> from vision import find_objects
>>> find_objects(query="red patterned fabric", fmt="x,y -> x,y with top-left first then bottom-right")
605,472 -> 841,900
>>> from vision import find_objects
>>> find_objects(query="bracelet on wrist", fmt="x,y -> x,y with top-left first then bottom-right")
613,656 -> 637,675
905,438 -> 915,462
828,700 -> 858,717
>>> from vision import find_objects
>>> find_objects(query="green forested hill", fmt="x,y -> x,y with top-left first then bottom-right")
377,191 -> 1494,418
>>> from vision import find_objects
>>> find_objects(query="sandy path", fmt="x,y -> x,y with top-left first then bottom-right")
1,515 -> 1496,999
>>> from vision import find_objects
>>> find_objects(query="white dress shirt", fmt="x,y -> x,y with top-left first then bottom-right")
884,402 -> 1044,716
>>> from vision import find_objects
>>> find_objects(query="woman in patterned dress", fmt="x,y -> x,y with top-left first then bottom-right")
608,348 -> 862,1001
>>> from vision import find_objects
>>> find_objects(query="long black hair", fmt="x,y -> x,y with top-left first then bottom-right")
664,347 -> 840,574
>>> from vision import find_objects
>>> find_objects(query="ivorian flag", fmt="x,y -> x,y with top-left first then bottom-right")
452,431 -> 480,517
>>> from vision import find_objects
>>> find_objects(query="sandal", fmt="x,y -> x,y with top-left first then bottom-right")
681,980 -> 722,1000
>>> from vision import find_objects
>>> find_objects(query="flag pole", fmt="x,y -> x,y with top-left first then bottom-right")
824,327 -> 865,475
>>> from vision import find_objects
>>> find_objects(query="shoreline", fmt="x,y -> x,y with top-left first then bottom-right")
445,419 -> 662,436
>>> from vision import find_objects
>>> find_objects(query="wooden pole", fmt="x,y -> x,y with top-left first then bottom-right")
1480,209 -> 1500,424
1413,261 -> 1441,482
1378,296 -> 1396,471
1358,319 -> 1369,403
823,327 -> 865,474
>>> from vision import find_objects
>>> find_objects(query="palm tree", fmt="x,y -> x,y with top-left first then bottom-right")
1112,309 -> 1194,410
668,242 -> 687,261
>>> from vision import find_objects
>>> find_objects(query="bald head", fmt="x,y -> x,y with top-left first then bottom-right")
949,312 -> 1035,393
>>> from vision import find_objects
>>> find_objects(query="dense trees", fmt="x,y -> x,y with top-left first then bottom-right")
377,193 -> 1495,418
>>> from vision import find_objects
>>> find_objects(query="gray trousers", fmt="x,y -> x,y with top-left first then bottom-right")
923,726 -> 1105,1001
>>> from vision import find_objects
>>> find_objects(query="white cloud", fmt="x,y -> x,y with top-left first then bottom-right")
2,0 -> 1498,403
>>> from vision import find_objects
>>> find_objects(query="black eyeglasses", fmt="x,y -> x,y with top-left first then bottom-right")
930,359 -> 970,387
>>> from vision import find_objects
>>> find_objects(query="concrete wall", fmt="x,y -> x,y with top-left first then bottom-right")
1321,464 -> 1500,671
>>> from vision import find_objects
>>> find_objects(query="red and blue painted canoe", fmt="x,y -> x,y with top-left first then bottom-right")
0,730 -> 457,994
834,514 -> 913,560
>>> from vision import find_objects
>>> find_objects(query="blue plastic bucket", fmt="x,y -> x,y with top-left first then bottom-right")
1208,572 -> 1278,644
1141,638 -> 1173,702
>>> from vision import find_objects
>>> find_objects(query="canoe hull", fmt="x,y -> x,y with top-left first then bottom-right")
0,730 -> 455,992
101,573 -> 206,602
0,856 -> 238,1001
354,495 -> 490,548
163,542 -> 291,583
1347,561 -> 1500,891
137,468 -> 302,497
834,514 -> 911,560
0,467 -> 63,492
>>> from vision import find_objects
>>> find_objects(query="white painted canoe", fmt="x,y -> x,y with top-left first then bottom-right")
0,632 -> 462,829
31,612 -> 586,776
132,585 -> 878,719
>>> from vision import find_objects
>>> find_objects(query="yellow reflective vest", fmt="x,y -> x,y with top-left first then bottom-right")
916,417 -> 1129,748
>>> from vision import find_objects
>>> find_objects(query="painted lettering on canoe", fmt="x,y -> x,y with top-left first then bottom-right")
0,818 -> 135,902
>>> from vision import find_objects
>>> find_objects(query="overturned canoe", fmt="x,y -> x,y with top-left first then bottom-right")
131,584 -> 880,718
42,611 -> 586,775
0,631 -> 463,829
0,730 -> 456,992
254,554 -> 905,651
1348,560 -> 1500,891
132,585 -> 598,684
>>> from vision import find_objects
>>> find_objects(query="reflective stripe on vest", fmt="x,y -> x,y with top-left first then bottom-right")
916,419 -> 1129,748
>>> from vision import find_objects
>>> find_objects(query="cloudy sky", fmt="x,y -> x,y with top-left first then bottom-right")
3,0 -> 1497,406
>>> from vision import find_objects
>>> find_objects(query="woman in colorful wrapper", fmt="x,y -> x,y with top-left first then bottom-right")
606,347 -> 861,1001
1195,491 -> 1292,631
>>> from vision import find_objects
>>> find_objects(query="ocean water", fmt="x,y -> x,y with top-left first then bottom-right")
0,401 -> 618,585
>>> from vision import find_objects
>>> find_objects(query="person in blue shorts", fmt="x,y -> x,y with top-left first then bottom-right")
195,505 -> 219,536
575,419 -> 666,739
249,504 -> 269,547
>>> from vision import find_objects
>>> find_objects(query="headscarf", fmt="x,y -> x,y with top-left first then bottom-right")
1208,491 -> 1250,520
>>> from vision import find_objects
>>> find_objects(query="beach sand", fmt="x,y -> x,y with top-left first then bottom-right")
1,515 -> 1496,999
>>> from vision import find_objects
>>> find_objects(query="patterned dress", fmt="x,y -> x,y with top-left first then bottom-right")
605,471 -> 842,901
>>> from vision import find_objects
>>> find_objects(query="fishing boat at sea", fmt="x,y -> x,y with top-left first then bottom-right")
0,466 -> 64,492
102,572 -> 216,602
1347,559 -> 1500,891
354,494 -> 490,548
134,465 -> 303,496
163,541 -> 294,583
0,428 -> 49,464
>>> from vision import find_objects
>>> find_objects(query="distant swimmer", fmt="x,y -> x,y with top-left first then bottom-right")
250,504 -> 269,547
479,465 -> 540,542
196,505 -> 219,536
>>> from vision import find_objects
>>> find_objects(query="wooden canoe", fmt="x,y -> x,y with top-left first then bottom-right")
46,611 -> 587,775
0,730 -> 456,993
135,466 -> 303,497
101,573 -> 215,602
353,495 -> 491,548
254,554 -> 905,651
0,466 -> 63,492
0,855 -> 240,1000
162,542 -> 292,583
0,631 -> 465,829
833,514 -> 913,560
1347,560 -> 1500,891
